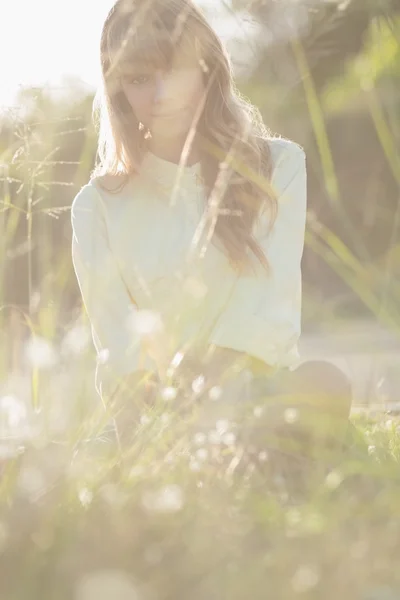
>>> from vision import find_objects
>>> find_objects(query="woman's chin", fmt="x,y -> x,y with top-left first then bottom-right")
150,121 -> 191,139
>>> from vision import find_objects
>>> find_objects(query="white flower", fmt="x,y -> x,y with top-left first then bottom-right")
284,407 -> 299,424
161,386 -> 178,401
0,395 -> 27,428
129,309 -> 163,337
97,349 -> 110,365
209,386 -> 222,401
190,460 -> 201,472
216,419 -> 230,434
78,487 -> 93,508
141,484 -> 184,514
24,335 -> 57,369
193,432 -> 206,446
195,448 -> 208,461
192,375 -> 205,395
171,351 -> 184,368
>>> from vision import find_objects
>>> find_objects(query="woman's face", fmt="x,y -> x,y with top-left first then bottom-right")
119,53 -> 207,139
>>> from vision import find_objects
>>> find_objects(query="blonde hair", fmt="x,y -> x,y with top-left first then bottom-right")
91,0 -> 279,274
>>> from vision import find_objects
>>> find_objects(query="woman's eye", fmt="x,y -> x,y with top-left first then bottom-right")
128,74 -> 150,85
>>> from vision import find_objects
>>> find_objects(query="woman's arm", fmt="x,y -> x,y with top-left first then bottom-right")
71,183 -> 158,404
207,139 -> 307,374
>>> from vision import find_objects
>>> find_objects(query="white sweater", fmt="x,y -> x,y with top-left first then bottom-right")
71,136 -> 307,398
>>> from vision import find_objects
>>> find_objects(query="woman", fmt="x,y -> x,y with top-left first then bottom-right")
71,0 -> 352,452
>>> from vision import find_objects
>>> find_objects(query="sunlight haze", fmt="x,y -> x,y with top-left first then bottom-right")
0,0 -> 241,113
0,0 -> 115,111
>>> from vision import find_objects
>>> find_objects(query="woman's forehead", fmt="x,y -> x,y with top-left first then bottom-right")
110,26 -> 200,72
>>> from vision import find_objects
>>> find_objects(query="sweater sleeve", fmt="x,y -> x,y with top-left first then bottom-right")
70,183 -> 155,399
208,140 -> 307,370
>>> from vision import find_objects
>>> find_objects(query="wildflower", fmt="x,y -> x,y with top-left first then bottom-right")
216,419 -> 229,434
171,351 -> 184,368
161,386 -> 178,401
129,309 -> 163,337
195,448 -> 208,461
0,395 -> 27,429
24,335 -> 57,369
189,459 -> 201,472
141,484 -> 184,514
192,374 -> 205,395
284,407 -> 299,424
193,432 -> 206,446
78,487 -> 93,508
222,432 -> 236,446
209,385 -> 222,401
97,349 -> 110,365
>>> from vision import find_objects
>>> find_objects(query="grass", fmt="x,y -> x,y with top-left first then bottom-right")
1,351 -> 400,600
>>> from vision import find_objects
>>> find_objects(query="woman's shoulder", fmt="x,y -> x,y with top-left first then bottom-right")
265,135 -> 306,165
71,174 -> 129,220
71,180 -> 101,222
90,173 -> 129,192
70,178 -> 115,231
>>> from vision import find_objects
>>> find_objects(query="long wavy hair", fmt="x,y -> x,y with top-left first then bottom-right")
91,0 -> 279,275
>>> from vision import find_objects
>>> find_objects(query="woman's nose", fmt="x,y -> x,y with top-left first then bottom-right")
153,71 -> 168,103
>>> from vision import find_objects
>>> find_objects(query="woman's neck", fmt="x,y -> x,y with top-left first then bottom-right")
148,137 -> 200,166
